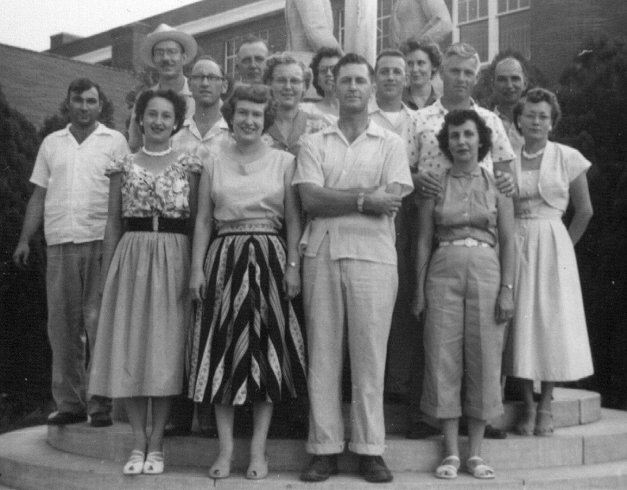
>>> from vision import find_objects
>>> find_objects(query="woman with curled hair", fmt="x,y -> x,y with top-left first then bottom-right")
89,89 -> 201,475
504,88 -> 594,436
400,37 -> 442,110
301,46 -> 343,122
413,110 -> 515,480
187,84 -> 306,480
262,52 -> 328,155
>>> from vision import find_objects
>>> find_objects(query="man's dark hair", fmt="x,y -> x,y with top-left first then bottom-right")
310,46 -> 343,96
134,89 -> 187,135
375,48 -> 406,73
437,110 -> 493,163
66,78 -> 105,104
332,53 -> 374,81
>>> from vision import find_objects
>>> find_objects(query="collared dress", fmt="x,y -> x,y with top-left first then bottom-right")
503,142 -> 594,381
89,153 -> 201,398
263,109 -> 329,156
187,143 -> 307,406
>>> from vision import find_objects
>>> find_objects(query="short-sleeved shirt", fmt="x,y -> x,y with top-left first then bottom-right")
30,123 -> 129,245
369,101 -> 419,167
434,166 -> 499,246
414,98 -> 516,175
494,106 -> 524,156
401,85 -> 439,111
293,121 -> 414,265
263,110 -> 329,156
171,116 -> 230,165
206,144 -> 296,230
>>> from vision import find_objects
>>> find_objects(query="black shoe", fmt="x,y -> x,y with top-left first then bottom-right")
484,424 -> 507,439
89,412 -> 112,427
359,455 -> 393,483
300,455 -> 339,482
164,422 -> 192,437
406,420 -> 440,439
47,411 -> 87,425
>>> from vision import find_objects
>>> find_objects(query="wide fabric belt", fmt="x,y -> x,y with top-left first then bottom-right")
125,216 -> 188,234
439,237 -> 492,248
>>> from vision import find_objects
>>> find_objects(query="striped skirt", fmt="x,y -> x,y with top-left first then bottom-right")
188,230 -> 307,405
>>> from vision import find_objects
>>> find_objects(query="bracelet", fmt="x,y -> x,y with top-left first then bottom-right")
501,283 -> 513,290
288,261 -> 298,268
357,192 -> 365,213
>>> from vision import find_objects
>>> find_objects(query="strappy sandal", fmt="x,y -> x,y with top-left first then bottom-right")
465,456 -> 495,479
208,454 -> 232,479
246,454 -> 269,480
435,455 -> 460,479
514,409 -> 536,436
122,449 -> 145,475
534,409 -> 554,436
142,451 -> 164,474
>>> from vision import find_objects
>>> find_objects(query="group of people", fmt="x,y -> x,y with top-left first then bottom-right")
13,21 -> 594,484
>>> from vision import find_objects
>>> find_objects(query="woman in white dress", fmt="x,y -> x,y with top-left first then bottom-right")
504,88 -> 594,436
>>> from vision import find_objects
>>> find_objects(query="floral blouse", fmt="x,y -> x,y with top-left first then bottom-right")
105,153 -> 201,219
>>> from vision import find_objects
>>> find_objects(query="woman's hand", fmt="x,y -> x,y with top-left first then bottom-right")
189,269 -> 206,302
411,291 -> 426,320
495,287 -> 514,323
283,266 -> 301,300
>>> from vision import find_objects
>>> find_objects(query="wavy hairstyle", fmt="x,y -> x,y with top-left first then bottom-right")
220,83 -> 276,133
134,89 -> 186,135
437,109 -> 493,163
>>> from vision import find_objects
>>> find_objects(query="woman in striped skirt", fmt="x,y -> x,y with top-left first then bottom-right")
188,84 -> 306,481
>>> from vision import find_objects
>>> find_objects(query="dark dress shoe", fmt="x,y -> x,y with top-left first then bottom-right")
300,454 -> 339,482
164,422 -> 192,437
406,420 -> 441,439
47,411 -> 87,425
459,423 -> 507,439
89,412 -> 112,427
359,455 -> 393,483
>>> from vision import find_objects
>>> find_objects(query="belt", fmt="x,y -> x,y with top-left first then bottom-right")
125,217 -> 188,234
439,237 -> 492,248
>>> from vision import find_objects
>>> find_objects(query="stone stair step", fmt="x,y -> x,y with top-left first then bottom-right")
2,426 -> 627,489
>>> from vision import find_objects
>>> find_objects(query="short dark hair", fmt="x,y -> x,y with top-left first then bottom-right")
399,37 -> 443,73
437,110 -> 492,163
134,89 -> 187,135
374,49 -> 406,73
310,46 -> 343,96
262,52 -> 310,89
194,55 -> 225,78
332,53 -> 374,81
66,78 -> 105,104
238,35 -> 269,54
220,83 -> 276,133
513,87 -> 562,132
491,50 -> 529,84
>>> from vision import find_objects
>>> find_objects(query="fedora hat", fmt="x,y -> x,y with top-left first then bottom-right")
140,24 -> 198,67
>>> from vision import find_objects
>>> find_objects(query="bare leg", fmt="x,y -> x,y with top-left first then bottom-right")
515,379 -> 536,435
123,397 -> 148,451
147,396 -> 171,453
467,416 -> 486,458
534,381 -> 555,436
247,401 -> 272,479
538,382 -> 554,412
441,418 -> 459,457
209,404 -> 234,478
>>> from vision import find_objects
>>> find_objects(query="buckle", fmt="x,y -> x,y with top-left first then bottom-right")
464,237 -> 477,247
152,215 -> 159,232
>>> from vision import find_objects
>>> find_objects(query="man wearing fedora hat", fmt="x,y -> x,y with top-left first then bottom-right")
128,24 -> 198,151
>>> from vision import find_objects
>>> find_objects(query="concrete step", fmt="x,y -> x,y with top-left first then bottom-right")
2,425 -> 627,489
45,408 -> 627,472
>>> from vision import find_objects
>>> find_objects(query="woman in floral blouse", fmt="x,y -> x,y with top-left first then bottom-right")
89,89 -> 201,476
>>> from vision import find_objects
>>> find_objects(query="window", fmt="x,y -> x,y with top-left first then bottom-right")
458,0 -> 488,24
334,7 -> 345,48
498,0 -> 530,14
499,9 -> 530,58
224,30 -> 269,77
459,20 -> 489,61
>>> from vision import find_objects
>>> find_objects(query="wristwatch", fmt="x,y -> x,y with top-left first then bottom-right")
357,192 -> 365,213
501,283 -> 513,290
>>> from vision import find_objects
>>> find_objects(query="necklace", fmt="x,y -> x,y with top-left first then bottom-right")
522,146 -> 545,159
141,146 -> 172,157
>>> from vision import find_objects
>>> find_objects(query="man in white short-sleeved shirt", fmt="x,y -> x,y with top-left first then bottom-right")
13,78 -> 129,427
294,54 -> 413,484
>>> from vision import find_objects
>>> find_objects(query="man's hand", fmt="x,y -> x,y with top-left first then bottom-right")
414,171 -> 442,199
364,185 -> 403,216
12,241 -> 30,268
495,170 -> 515,197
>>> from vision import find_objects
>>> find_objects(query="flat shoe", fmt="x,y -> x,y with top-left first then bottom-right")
534,409 -> 554,436
208,455 -> 232,479
465,456 -> 495,479
246,454 -> 268,480
142,451 -> 164,474
435,455 -> 460,480
122,449 -> 145,475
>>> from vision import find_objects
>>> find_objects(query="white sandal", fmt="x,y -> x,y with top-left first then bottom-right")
435,455 -> 460,479
122,449 -> 145,475
465,456 -> 495,479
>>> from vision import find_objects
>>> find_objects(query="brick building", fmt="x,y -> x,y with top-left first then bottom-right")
47,0 -> 627,87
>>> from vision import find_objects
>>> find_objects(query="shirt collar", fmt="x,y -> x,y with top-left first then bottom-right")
181,116 -> 229,139
449,165 -> 483,178
153,77 -> 192,97
322,119 -> 387,140
433,97 -> 478,114
58,122 -> 105,137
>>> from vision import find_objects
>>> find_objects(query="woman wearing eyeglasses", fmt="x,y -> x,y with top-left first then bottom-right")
262,53 -> 329,156
301,47 -> 343,123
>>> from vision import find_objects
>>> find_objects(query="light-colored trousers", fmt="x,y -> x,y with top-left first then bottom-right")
303,236 -> 397,455
46,241 -> 111,415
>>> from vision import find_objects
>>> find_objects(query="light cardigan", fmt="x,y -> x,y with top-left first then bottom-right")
513,141 -> 591,213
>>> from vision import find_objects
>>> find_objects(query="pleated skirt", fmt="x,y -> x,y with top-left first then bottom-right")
89,231 -> 191,398
187,231 -> 307,405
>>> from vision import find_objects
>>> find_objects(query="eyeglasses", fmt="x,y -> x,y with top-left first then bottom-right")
190,74 -> 224,82
273,77 -> 304,86
318,64 -> 336,74
153,48 -> 182,59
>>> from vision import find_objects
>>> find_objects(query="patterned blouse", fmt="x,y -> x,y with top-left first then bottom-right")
105,153 -> 202,219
